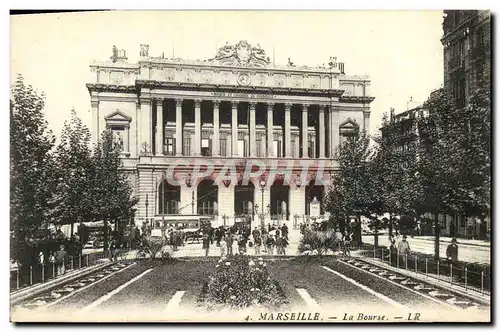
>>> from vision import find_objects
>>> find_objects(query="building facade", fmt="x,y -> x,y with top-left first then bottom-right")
87,41 -> 374,229
442,10 -> 491,108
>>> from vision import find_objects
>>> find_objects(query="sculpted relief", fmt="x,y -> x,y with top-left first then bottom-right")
213,40 -> 271,68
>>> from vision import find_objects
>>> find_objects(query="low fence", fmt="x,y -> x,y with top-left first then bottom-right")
355,245 -> 490,296
9,250 -> 115,293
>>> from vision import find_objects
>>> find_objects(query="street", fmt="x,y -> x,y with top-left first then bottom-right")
11,256 -> 489,322
362,235 -> 490,265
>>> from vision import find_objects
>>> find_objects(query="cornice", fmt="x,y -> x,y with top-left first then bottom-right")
135,79 -> 345,98
339,96 -> 375,104
87,83 -> 136,94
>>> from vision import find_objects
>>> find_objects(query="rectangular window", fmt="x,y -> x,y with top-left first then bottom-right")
183,136 -> 191,156
238,139 -> 246,157
220,138 -> 227,157
201,138 -> 211,156
308,138 -> 315,158
164,138 -> 175,156
274,140 -> 282,157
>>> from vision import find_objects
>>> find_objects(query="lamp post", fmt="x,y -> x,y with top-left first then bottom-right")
145,193 -> 149,228
259,180 -> 266,229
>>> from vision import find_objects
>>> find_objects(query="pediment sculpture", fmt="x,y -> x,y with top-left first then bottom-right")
211,40 -> 270,68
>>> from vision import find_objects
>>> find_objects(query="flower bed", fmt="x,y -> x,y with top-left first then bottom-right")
197,255 -> 288,310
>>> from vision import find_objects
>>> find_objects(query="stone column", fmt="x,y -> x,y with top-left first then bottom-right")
301,103 -> 308,158
124,124 -> 130,154
267,103 -> 274,157
135,101 -> 140,157
140,97 -> 152,153
155,99 -> 164,155
364,110 -> 370,135
91,100 -> 99,146
194,99 -> 201,156
232,101 -> 238,157
331,107 -> 340,156
213,100 -> 220,157
249,102 -> 256,157
261,134 -> 266,158
319,105 -> 325,158
175,99 -> 183,156
284,103 -> 292,158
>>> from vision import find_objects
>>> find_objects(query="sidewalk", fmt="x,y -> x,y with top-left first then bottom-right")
413,236 -> 490,248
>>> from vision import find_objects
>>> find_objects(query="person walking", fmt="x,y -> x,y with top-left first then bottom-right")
237,233 -> 247,255
266,235 -> 276,255
397,235 -> 411,267
389,239 -> 398,267
342,232 -> 351,257
252,227 -> 261,242
55,245 -> 67,277
281,224 -> 289,241
202,233 -> 210,257
220,238 -> 227,257
254,235 -> 262,255
261,227 -> 268,253
446,238 -> 459,263
227,231 -> 235,256
334,228 -> 343,252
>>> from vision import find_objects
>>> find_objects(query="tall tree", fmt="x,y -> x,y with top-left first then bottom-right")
92,129 -> 138,251
10,75 -> 56,265
51,109 -> 93,240
325,130 -> 378,244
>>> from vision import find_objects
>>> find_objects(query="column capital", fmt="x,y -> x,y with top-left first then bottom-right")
155,98 -> 163,106
194,99 -> 202,108
267,102 -> 275,108
249,101 -> 256,110
319,104 -> 326,112
175,98 -> 183,107
213,99 -> 221,107
302,103 -> 309,110
231,101 -> 239,108
91,100 -> 100,108
285,103 -> 292,110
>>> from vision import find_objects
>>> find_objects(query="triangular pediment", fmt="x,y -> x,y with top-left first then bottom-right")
339,118 -> 359,129
105,109 -> 132,122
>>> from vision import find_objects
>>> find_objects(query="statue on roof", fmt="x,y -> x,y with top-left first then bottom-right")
212,40 -> 270,68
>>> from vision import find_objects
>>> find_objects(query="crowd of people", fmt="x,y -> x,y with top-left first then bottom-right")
201,223 -> 290,257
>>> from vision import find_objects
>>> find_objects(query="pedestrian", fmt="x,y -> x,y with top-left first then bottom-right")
275,228 -> 281,239
278,235 -> 289,255
252,227 -> 261,242
334,228 -> 343,252
109,238 -> 118,261
267,223 -> 272,232
281,224 -> 289,240
202,233 -> 210,257
254,235 -> 262,255
55,245 -> 67,277
266,235 -> 276,255
238,233 -> 247,255
343,232 -> 351,257
220,237 -> 227,257
389,239 -> 397,267
261,227 -> 268,253
446,238 -> 459,263
397,235 -> 411,267
225,232 -> 234,256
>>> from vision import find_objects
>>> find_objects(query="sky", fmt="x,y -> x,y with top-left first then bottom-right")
10,10 -> 444,139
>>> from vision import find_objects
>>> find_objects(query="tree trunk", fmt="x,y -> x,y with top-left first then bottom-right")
70,223 -> 74,238
388,213 -> 393,238
434,217 -> 440,261
374,217 -> 379,248
103,219 -> 108,253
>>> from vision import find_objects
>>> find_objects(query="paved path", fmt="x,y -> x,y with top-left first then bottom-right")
362,235 -> 490,265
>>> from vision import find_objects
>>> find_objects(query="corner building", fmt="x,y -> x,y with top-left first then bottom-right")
87,41 -> 374,228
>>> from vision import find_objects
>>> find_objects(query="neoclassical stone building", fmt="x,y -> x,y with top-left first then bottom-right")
87,41 -> 374,229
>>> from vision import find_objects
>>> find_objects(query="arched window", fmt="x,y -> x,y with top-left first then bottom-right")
197,179 -> 218,216
158,180 -> 180,215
